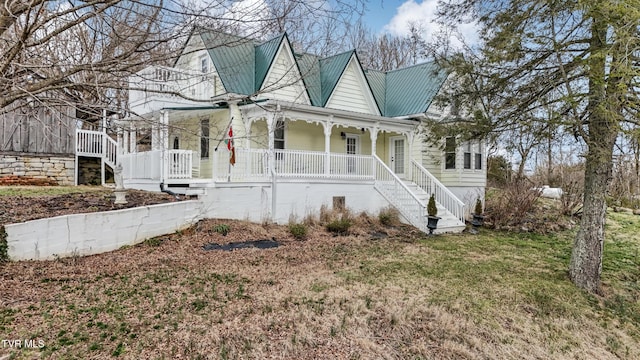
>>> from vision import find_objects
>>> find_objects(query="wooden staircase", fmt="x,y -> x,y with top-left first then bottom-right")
75,129 -> 119,185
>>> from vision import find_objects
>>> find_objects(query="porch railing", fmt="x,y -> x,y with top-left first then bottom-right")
373,155 -> 428,232
212,149 -> 376,181
213,148 -> 270,182
76,130 -> 104,157
330,153 -> 374,178
411,160 -> 466,223
121,150 -> 162,180
168,150 -> 194,179
275,149 -> 325,177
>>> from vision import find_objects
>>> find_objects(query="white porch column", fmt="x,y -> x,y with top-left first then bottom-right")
161,111 -> 169,182
369,126 -> 378,156
151,116 -> 159,151
323,118 -> 333,176
370,126 -> 378,178
267,112 -> 275,174
406,131 -> 415,180
116,127 -> 123,155
243,117 -> 252,150
122,127 -> 129,155
130,124 -> 137,153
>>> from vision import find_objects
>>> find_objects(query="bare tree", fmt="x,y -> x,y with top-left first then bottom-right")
1,0 -> 364,120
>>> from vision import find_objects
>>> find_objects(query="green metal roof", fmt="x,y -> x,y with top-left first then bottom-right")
319,50 -> 353,106
296,52 -> 322,106
196,29 -> 447,117
200,31 -> 256,95
365,69 -> 386,114
383,62 -> 448,117
254,34 -> 285,90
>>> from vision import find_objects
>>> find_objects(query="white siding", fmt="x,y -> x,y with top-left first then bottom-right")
439,140 -> 487,188
174,34 -> 225,98
260,42 -> 310,104
326,59 -> 379,115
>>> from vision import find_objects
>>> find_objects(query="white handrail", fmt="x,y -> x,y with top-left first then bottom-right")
411,160 -> 466,223
373,155 -> 428,232
76,129 -> 118,168
167,150 -> 193,179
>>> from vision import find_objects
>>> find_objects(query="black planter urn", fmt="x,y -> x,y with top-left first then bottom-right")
427,215 -> 441,235
470,214 -> 484,234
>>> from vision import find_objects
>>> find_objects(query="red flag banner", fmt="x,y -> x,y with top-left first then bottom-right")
225,126 -> 236,166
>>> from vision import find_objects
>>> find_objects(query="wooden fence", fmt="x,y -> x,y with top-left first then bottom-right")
0,106 -> 77,155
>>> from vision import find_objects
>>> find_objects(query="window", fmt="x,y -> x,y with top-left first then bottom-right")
200,119 -> 209,159
463,142 -> 472,169
475,141 -> 483,169
445,137 -> 456,169
451,97 -> 461,117
200,56 -> 209,74
274,120 -> 285,160
274,120 -> 285,150
173,137 -> 179,150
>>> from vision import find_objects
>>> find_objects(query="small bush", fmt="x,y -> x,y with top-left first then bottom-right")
485,178 -> 543,230
144,237 -> 162,247
474,198 -> 483,215
378,207 -> 399,226
213,224 -> 230,236
289,223 -> 308,240
326,218 -> 352,235
427,194 -> 438,217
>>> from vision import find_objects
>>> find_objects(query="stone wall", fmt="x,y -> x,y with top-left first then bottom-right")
0,153 -> 75,185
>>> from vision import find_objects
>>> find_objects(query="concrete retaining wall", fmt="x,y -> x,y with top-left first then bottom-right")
0,153 -> 75,185
199,180 -> 391,224
5,200 -> 201,260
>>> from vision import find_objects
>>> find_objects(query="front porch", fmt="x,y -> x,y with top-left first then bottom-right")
107,100 -> 466,233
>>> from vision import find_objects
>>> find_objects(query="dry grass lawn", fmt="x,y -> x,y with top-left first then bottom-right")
1,211 -> 639,359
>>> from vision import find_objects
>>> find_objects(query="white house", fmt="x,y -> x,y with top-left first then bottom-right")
76,28 -> 486,233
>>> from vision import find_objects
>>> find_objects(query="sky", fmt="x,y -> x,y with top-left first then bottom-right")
364,0 -> 479,46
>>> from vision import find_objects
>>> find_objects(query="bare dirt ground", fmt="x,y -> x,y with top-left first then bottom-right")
0,186 -> 177,226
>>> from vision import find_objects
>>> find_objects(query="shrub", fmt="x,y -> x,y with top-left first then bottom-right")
474,198 -> 483,215
213,224 -> 230,236
326,218 -> 352,235
288,223 -> 308,240
485,178 -> 542,229
427,194 -> 438,217
378,207 -> 399,226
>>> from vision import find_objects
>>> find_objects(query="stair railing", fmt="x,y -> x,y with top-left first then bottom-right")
373,155 -> 428,232
411,160 -> 466,223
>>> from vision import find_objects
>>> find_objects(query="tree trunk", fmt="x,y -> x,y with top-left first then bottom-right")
568,14 -> 617,294
569,141 -> 613,294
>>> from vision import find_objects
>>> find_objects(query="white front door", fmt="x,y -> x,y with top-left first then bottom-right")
390,136 -> 405,177
345,134 -> 360,173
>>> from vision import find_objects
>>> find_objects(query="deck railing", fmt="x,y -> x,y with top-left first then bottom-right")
128,66 -> 215,105
373,155 -> 428,232
329,153 -> 373,179
213,148 -> 270,182
275,149 -> 325,177
411,160 -> 466,223
76,130 -> 104,157
76,129 -> 118,168
168,150 -> 194,179
120,150 -> 162,180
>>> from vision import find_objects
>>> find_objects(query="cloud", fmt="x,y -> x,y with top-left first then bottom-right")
383,0 -> 479,47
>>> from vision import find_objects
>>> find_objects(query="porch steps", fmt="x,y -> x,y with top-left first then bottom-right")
401,180 -> 467,234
